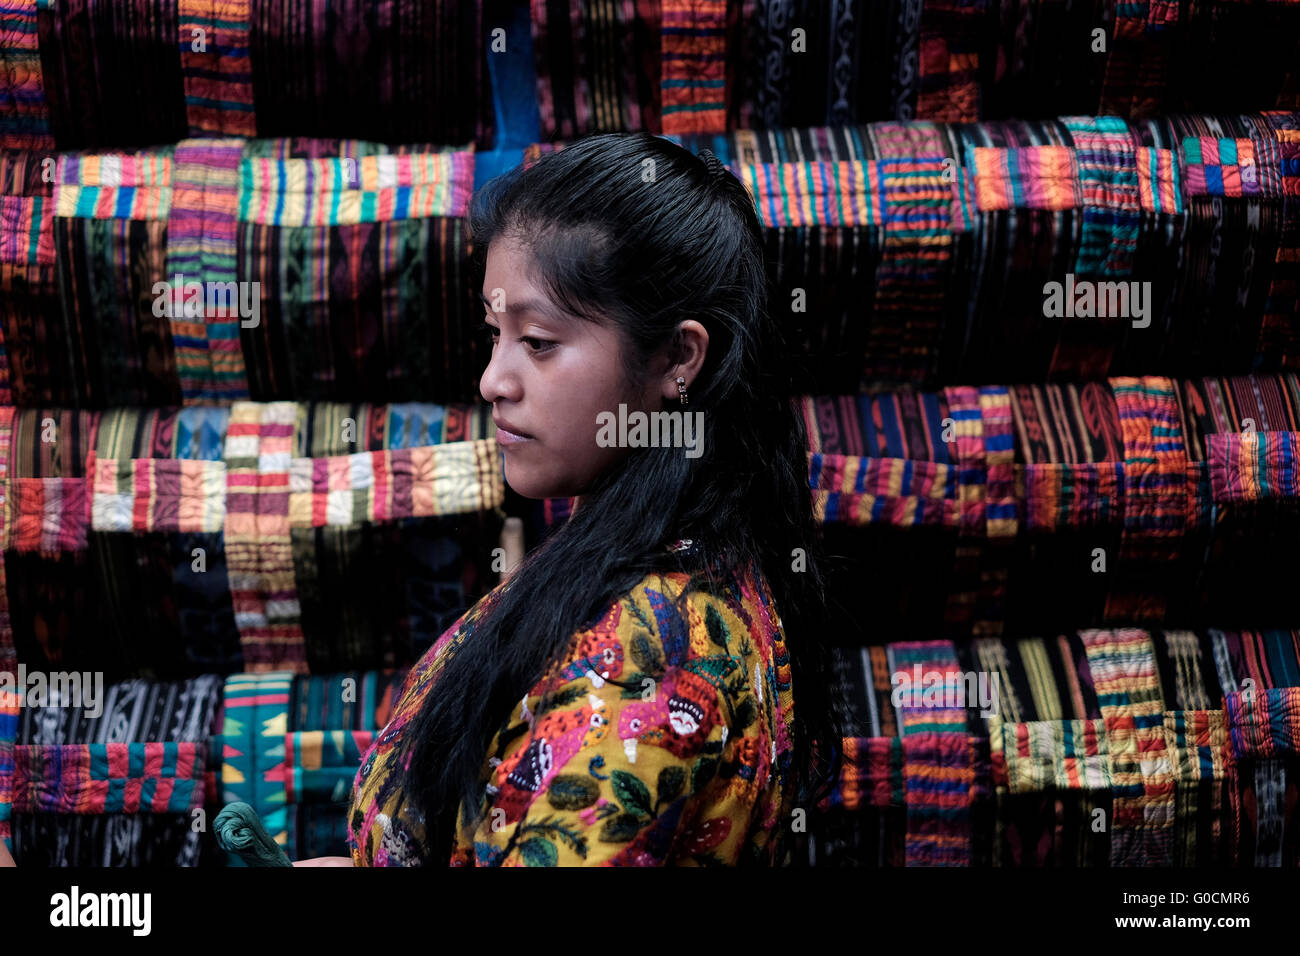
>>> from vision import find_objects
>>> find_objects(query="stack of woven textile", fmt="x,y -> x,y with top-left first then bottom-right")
2,669 -> 413,865
0,397 -> 506,863
525,111 -> 1300,392
525,0 -> 1299,133
0,402 -> 504,679
0,137 -> 513,864
813,631 -> 1300,866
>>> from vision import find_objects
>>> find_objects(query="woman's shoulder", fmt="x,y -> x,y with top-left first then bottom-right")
545,547 -> 791,739
600,546 -> 784,667
492,547 -> 797,865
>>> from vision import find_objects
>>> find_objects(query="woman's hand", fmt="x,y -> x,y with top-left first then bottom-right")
291,856 -> 353,866
0,842 -> 15,867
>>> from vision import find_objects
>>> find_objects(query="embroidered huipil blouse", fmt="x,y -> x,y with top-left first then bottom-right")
346,542 -> 797,866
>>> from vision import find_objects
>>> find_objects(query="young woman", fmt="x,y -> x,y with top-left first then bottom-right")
338,132 -> 846,866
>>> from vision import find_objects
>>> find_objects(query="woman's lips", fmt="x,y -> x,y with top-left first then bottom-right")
495,426 -> 534,446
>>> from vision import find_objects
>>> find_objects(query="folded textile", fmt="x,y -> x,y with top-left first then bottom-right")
1001,719 -> 1112,794
818,736 -> 903,812
11,742 -> 205,813
286,441 -> 504,528
1209,431 -> 1300,503
1224,686 -> 1300,760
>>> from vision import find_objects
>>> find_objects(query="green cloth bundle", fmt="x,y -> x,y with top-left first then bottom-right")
214,802 -> 293,867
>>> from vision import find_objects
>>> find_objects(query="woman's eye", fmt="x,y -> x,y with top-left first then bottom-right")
479,321 -> 555,354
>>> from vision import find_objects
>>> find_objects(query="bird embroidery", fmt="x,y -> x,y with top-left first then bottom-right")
492,692 -> 610,823
617,667 -> 721,764
555,602 -> 625,688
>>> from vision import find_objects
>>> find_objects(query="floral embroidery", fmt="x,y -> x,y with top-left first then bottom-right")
346,551 -> 796,866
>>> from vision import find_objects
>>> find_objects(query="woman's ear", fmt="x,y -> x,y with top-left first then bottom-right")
660,319 -> 709,402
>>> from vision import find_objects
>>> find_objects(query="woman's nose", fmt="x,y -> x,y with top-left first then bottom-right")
479,344 -> 521,405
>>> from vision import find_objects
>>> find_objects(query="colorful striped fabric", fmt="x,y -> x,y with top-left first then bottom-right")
660,0 -> 728,135
90,458 -> 226,533
1136,146 -> 1182,214
532,0 -> 662,139
0,0 -> 53,150
915,0 -> 985,122
7,674 -> 222,866
872,124 -> 958,383
287,671 -> 407,733
1181,374 -> 1300,448
890,640 -> 975,866
1257,113 -> 1300,369
11,742 -> 205,813
237,151 -> 474,226
1062,116 -> 1140,276
1022,462 -> 1126,531
179,0 -> 256,137
53,151 -> 172,220
979,387 -> 1017,538
1080,629 -> 1175,866
286,441 -> 503,528
1001,719 -> 1111,793
738,161 -> 885,228
0,399 -> 506,674
819,736 -> 904,812
1164,709 -> 1232,783
294,401 -> 386,457
219,671 -> 291,852
969,146 -> 1081,210
0,150 -> 53,267
7,477 -> 87,552
223,402 -> 304,673
166,139 -> 249,400
971,633 -> 1104,796
1224,686 -> 1300,759
1209,629 -> 1300,697
0,407 -> 12,671
799,391 -> 955,460
807,451 -> 957,528
1008,381 -> 1126,463
1208,431 -> 1300,503
944,385 -> 988,536
1111,376 -> 1190,537
1181,136 -> 1281,199
235,143 -> 482,403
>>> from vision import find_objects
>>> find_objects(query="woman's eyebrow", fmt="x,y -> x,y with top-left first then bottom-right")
479,290 -> 569,321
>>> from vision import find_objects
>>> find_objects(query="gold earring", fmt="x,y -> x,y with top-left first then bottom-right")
677,376 -> 689,406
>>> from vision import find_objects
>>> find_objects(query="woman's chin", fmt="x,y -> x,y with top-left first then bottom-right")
502,465 -> 564,501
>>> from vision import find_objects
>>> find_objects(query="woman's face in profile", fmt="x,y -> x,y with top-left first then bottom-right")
478,235 -> 657,499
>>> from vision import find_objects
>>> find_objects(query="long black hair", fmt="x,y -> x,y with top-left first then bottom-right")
397,131 -> 848,864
